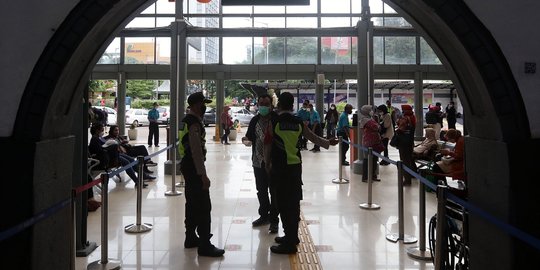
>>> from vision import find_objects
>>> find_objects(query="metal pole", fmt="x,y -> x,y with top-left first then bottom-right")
387,161 -> 417,244
407,182 -> 432,260
88,174 -> 121,270
359,147 -> 380,210
434,185 -> 448,270
125,156 -> 153,233
332,136 -> 349,184
71,191 -> 76,270
165,19 -> 182,196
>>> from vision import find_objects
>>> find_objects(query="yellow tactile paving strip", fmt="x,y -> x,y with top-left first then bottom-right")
289,212 -> 323,270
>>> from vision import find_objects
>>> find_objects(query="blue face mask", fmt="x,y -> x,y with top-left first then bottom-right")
259,106 -> 270,116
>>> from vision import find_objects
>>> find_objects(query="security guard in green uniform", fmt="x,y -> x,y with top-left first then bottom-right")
178,92 -> 225,257
270,92 -> 338,254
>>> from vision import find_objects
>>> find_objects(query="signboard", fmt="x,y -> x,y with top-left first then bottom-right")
222,0 -> 309,6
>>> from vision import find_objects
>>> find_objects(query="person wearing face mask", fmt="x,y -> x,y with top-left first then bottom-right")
269,92 -> 339,254
296,100 -> 311,150
308,103 -> 322,152
359,105 -> 384,182
220,105 -> 233,145
178,92 -> 225,257
376,105 -> 394,166
324,104 -> 339,138
336,104 -> 354,165
445,101 -> 457,129
242,94 -> 280,234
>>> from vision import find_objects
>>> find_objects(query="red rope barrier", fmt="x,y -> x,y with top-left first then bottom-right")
74,177 -> 103,195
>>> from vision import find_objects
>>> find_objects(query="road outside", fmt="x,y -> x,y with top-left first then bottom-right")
123,123 -> 240,147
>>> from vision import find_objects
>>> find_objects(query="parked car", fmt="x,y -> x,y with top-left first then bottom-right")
93,106 -> 117,126
229,106 -> 255,126
156,106 -> 170,125
125,108 -> 149,127
203,107 -> 216,127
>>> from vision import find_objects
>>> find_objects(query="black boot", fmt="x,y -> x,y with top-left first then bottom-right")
197,234 -> 225,257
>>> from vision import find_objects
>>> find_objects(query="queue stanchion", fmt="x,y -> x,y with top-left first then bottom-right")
88,173 -> 121,270
359,147 -> 380,210
332,136 -> 349,184
434,185 -> 448,270
387,161 -> 417,243
125,156 -> 153,233
165,143 -> 182,196
407,180 -> 432,260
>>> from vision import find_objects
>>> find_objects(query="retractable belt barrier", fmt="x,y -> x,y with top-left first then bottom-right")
343,140 -> 540,259
3,141 -> 540,265
0,142 -> 178,270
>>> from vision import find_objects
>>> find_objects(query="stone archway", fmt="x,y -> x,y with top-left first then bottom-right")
6,0 -> 537,268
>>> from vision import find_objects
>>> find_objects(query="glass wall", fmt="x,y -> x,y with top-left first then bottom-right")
98,0 -> 441,66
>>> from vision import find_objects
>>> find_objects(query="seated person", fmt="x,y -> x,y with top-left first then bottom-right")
433,129 -> 464,179
412,127 -> 438,160
105,125 -> 157,173
89,123 -> 152,188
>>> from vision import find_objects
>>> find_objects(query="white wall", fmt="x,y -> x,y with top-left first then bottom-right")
0,1 -> 76,137
466,0 -> 540,137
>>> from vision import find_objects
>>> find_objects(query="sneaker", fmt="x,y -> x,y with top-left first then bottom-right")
148,145 -> 152,148
155,145 -> 159,147
269,223 -> 279,234
143,174 -> 156,181
198,244 -> 225,257
252,217 -> 270,227
184,235 -> 199,248
146,161 -> 157,167
270,244 -> 297,254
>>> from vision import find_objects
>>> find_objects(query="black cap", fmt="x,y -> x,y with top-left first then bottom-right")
187,92 -> 212,106
278,92 -> 294,109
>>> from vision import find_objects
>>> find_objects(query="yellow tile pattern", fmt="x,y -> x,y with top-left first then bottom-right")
290,212 -> 322,270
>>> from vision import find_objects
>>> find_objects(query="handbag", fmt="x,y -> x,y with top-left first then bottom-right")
389,133 -> 400,148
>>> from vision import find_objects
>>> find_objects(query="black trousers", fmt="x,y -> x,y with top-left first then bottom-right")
382,137 -> 389,158
341,140 -> 349,162
125,145 -> 149,158
254,164 -> 279,224
312,124 -> 322,150
398,145 -> 414,183
362,156 -> 379,180
148,122 -> 159,146
273,166 -> 302,246
181,166 -> 212,245
221,124 -> 230,143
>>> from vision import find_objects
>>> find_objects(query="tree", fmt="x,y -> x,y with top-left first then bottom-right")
225,80 -> 252,101
126,80 -> 156,99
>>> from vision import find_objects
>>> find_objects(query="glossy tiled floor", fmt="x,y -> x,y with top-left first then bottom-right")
77,126 -> 438,270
